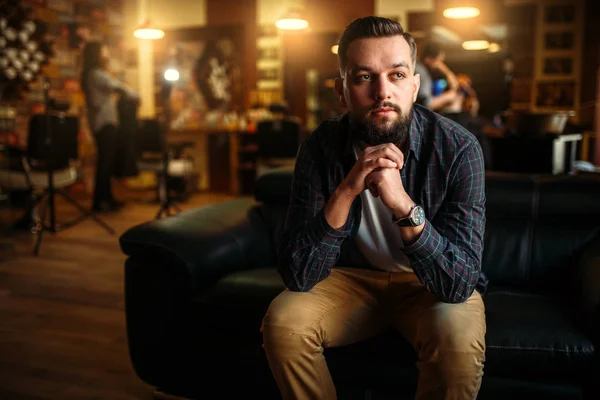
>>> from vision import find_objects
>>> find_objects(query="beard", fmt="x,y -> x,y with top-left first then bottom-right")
350,101 -> 413,149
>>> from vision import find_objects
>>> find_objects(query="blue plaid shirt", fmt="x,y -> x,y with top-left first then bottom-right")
278,104 -> 488,303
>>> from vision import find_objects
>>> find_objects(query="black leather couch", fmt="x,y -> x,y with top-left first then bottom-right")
120,170 -> 600,399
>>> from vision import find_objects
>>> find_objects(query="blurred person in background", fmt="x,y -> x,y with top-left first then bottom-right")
80,41 -> 139,212
414,42 -> 460,112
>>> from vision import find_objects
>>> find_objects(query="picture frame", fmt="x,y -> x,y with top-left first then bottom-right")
544,31 -> 574,51
154,25 -> 246,131
544,4 -> 576,24
535,81 -> 575,108
543,57 -> 573,75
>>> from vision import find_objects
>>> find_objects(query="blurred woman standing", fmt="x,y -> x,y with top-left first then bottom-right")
80,41 -> 139,212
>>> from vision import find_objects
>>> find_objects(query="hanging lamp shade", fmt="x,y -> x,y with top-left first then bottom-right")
442,1 -> 480,19
462,40 -> 490,50
275,7 -> 309,30
134,19 -> 164,40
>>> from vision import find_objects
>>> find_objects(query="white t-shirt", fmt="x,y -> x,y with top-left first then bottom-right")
353,144 -> 413,273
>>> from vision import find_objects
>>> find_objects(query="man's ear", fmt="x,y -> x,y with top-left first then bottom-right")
412,72 -> 421,103
334,77 -> 347,108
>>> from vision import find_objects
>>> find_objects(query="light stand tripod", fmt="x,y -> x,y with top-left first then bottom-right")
30,77 -> 115,255
154,69 -> 181,219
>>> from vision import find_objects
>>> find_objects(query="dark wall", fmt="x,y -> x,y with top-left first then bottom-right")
581,0 -> 600,128
446,52 -> 509,119
282,0 -> 374,124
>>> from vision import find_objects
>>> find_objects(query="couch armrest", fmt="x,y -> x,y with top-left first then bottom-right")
119,198 -> 275,290
574,235 -> 600,341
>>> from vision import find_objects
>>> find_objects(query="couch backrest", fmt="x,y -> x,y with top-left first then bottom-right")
254,170 -> 600,291
484,173 -> 600,290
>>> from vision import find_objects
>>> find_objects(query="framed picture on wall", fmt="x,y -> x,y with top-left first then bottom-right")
544,32 -> 574,50
154,25 -> 245,131
536,81 -> 575,108
544,4 -> 576,24
543,57 -> 573,75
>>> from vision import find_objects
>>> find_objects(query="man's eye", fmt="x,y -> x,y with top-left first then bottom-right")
392,72 -> 404,80
357,75 -> 371,81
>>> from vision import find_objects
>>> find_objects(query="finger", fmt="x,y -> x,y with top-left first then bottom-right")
367,157 -> 397,170
365,145 -> 404,169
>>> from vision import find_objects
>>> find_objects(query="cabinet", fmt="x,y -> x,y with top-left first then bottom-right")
533,0 -> 584,121
508,0 -> 584,123
254,25 -> 285,106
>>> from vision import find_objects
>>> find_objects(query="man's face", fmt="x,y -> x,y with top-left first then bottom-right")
335,36 -> 420,148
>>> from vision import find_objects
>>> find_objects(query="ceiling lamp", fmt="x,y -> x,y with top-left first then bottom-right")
488,42 -> 501,53
134,19 -> 164,39
443,6 -> 480,19
462,40 -> 490,50
275,7 -> 309,30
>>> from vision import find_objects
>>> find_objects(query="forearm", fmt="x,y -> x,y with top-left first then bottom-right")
324,185 -> 355,229
279,186 -> 358,292
429,91 -> 456,111
96,70 -> 138,98
403,220 -> 482,303
277,206 -> 350,292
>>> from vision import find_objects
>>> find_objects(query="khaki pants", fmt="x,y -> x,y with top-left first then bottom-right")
261,268 -> 486,400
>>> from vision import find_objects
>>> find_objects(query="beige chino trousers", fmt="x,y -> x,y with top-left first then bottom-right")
262,268 -> 486,400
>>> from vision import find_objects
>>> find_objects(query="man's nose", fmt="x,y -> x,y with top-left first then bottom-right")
372,76 -> 391,101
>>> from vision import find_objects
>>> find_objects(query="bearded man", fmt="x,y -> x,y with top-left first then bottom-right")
261,16 -> 488,400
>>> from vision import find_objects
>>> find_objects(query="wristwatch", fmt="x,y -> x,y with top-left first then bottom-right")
392,205 -> 425,227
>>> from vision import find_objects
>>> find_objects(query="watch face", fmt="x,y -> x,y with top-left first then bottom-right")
411,206 -> 425,225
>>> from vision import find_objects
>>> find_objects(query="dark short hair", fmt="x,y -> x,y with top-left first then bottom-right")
337,16 -> 417,74
80,41 -> 104,98
420,42 -> 442,61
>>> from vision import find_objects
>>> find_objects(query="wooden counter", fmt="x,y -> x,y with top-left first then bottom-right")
168,128 -> 257,196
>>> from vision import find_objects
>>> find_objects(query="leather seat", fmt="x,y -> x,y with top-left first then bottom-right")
120,171 -> 600,399
484,288 -> 595,380
196,266 -> 596,382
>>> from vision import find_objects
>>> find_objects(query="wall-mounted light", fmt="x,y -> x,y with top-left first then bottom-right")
275,7 -> 309,30
443,6 -> 480,19
462,40 -> 490,50
331,45 -> 338,55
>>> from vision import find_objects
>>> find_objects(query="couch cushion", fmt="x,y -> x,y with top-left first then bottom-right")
193,267 -> 286,337
198,267 -> 285,307
484,288 -> 595,381
196,268 -> 595,384
482,218 -> 532,287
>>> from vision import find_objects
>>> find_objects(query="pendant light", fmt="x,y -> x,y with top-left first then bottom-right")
275,7 -> 309,31
462,40 -> 490,50
134,20 -> 164,39
443,2 -> 480,19
134,0 -> 164,39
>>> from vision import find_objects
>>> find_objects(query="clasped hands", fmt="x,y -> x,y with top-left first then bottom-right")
340,143 -> 415,219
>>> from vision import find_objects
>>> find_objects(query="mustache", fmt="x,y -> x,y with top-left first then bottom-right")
369,101 -> 401,113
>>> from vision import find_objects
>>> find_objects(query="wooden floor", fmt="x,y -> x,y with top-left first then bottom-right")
0,187 -> 235,400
